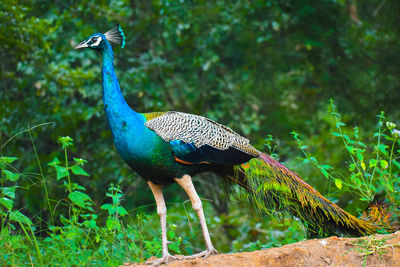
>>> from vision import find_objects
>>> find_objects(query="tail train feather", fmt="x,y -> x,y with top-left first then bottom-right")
361,198 -> 400,233
231,153 -> 377,237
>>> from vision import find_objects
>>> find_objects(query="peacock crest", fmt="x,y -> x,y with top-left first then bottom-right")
104,24 -> 125,48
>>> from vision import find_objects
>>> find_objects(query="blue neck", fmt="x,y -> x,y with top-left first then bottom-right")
102,43 -> 129,111
101,42 -> 141,136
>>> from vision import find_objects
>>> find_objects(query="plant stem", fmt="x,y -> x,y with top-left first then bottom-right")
370,115 -> 383,195
387,138 -> 396,200
332,106 -> 371,200
64,147 -> 77,223
64,147 -> 71,193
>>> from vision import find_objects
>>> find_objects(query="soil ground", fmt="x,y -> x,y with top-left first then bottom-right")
123,231 -> 400,267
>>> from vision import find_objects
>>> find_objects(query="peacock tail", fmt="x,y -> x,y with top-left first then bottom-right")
142,111 -> 378,237
230,154 -> 377,237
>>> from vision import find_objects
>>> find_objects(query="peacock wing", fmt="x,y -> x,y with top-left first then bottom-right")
144,111 -> 261,165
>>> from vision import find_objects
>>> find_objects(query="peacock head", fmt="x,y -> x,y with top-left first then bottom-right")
75,25 -> 125,51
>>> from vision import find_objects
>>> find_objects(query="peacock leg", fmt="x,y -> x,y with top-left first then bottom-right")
146,181 -> 180,265
174,175 -> 218,259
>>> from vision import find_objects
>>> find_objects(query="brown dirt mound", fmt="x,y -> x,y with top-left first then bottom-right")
124,231 -> 400,267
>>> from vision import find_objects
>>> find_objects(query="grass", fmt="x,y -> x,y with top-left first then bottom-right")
351,235 -> 400,267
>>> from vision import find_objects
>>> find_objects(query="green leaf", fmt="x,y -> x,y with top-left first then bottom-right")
106,217 -> 121,230
68,191 -> 92,209
169,241 -> 180,253
334,179 -> 343,190
369,159 -> 377,168
356,152 -> 364,161
9,210 -> 32,225
58,136 -> 73,148
321,169 -> 329,178
380,160 -> 389,169
361,161 -> 366,170
2,187 -> 16,199
348,139 -> 356,145
349,163 -> 356,171
357,141 -> 366,147
116,206 -> 128,216
101,204 -> 116,215
167,230 -> 176,240
83,219 -> 97,229
3,170 -> 20,181
48,157 -> 61,166
54,165 -> 68,180
101,204 -> 112,210
336,122 -> 346,128
321,164 -> 332,170
376,144 -> 389,155
73,158 -> 88,165
0,197 -> 13,210
347,146 -> 355,154
60,215 -> 70,226
76,185 -> 86,191
0,157 -> 18,167
71,165 -> 89,176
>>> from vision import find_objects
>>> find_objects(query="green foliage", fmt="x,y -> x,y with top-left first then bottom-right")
0,136 -> 192,265
292,100 -> 400,210
0,132 -> 306,265
2,0 -> 400,264
0,157 -> 33,227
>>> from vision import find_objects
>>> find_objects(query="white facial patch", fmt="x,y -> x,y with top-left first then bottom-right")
90,36 -> 102,47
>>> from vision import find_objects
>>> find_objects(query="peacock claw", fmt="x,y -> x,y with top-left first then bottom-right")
183,248 -> 218,260
145,253 -> 182,266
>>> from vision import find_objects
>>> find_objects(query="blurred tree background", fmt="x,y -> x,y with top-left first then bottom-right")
1,0 -> 400,253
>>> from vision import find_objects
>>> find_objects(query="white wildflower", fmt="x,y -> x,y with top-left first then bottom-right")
392,129 -> 400,138
386,121 -> 397,130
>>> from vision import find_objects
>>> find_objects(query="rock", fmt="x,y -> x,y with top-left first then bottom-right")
123,231 -> 400,267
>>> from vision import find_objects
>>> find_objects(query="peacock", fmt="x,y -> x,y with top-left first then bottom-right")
75,25 -> 377,264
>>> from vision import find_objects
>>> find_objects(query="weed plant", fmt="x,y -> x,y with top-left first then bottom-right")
0,136 -> 186,266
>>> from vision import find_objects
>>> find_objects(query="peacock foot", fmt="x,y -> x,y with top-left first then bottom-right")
183,247 -> 218,260
145,253 -> 182,266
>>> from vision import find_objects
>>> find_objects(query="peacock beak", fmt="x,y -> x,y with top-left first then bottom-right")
75,41 -> 89,49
